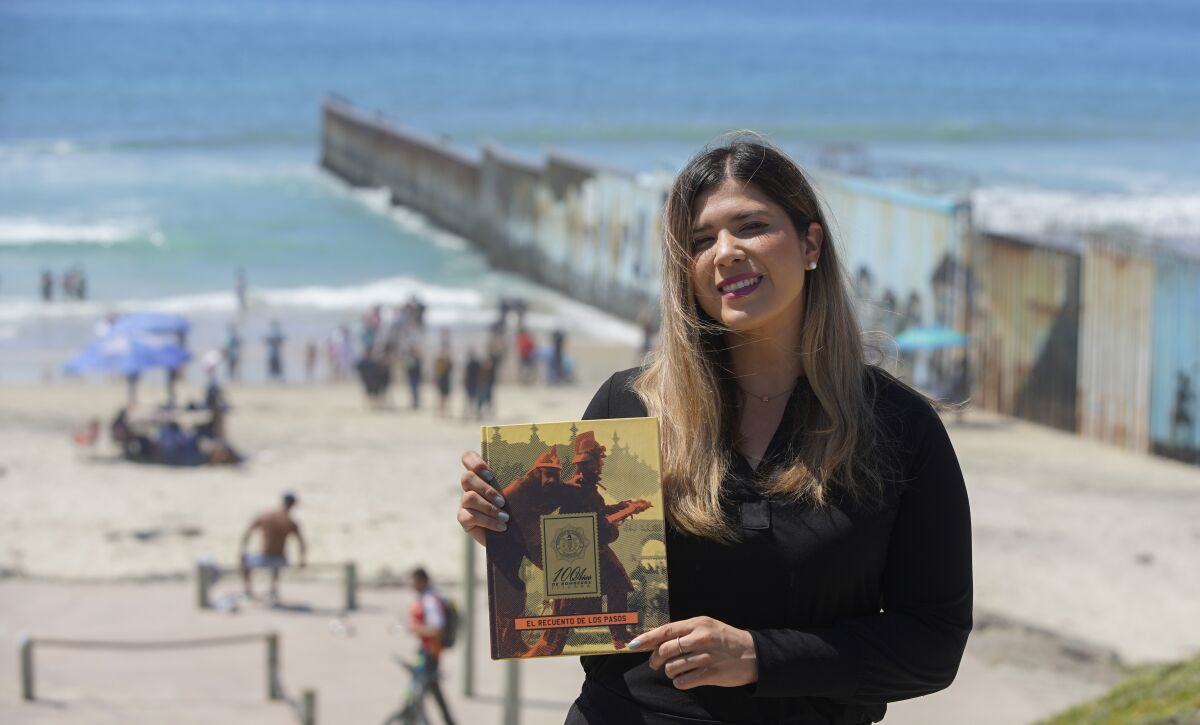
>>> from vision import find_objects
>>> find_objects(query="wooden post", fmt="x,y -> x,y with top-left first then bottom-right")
19,634 -> 33,701
343,562 -> 358,612
195,561 -> 211,609
502,659 -> 520,725
266,633 -> 281,700
301,688 -> 317,725
462,532 -> 476,696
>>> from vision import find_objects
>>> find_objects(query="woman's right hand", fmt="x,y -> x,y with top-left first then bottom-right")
458,450 -> 510,546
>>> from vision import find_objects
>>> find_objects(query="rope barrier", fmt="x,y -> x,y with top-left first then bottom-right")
278,684 -> 318,725
19,631 -> 318,723
195,560 -> 357,612
21,632 -> 280,706
33,633 -> 269,650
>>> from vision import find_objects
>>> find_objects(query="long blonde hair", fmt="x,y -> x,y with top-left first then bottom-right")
633,138 -> 887,542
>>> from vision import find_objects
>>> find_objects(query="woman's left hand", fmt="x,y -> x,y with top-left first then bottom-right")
629,616 -> 758,690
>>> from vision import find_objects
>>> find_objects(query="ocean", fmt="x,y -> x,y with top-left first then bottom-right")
1,0 -> 1198,379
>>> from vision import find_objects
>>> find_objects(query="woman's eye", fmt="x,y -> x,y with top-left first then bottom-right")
741,222 -> 766,234
692,237 -> 714,252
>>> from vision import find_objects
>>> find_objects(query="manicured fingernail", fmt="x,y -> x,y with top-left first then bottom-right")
493,496 -> 505,508
626,638 -> 641,650
498,511 -> 510,523
481,470 -> 495,483
497,522 -> 507,532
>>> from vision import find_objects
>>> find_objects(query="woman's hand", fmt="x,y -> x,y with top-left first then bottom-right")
629,616 -> 758,690
457,450 -> 509,546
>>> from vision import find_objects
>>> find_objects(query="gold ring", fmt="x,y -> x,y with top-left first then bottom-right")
676,636 -> 686,658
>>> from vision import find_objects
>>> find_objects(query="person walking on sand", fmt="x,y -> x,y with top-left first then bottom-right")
463,349 -> 482,420
75,265 -> 88,300
239,492 -> 306,603
225,324 -> 242,382
265,320 -> 286,382
433,335 -> 453,418
305,339 -> 319,383
516,327 -> 536,384
396,567 -> 457,725
405,342 -> 424,410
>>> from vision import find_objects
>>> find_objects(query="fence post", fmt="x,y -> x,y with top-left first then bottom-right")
266,632 -> 281,700
195,561 -> 211,609
462,532 -> 476,697
301,688 -> 317,725
502,659 -> 520,725
343,562 -> 358,612
19,634 -> 34,701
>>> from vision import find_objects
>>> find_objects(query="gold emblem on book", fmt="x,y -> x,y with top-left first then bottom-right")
553,527 -> 587,561
541,512 -> 601,598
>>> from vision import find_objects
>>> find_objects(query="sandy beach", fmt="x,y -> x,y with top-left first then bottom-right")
2,360 -> 1199,723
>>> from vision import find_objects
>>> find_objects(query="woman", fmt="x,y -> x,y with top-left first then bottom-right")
458,139 -> 972,724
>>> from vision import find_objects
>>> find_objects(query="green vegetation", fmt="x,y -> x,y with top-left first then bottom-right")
1039,654 -> 1200,725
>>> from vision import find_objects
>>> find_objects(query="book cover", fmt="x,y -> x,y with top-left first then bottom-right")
481,417 -> 668,659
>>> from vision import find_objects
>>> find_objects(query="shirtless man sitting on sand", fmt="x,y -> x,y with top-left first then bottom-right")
239,492 -> 307,602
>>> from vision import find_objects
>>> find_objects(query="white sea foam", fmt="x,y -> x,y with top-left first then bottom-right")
262,277 -> 484,312
973,186 -> 1200,250
0,274 -> 641,344
0,139 -> 84,160
323,177 -> 472,252
384,204 -> 472,252
0,217 -> 163,247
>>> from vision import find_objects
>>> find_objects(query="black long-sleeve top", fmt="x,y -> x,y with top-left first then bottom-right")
572,366 -> 973,725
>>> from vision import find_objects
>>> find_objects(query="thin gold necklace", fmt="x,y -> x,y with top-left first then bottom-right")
736,379 -> 798,403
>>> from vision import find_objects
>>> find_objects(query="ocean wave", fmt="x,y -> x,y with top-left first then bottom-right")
973,186 -> 1200,247
262,277 -> 484,311
0,274 -> 640,344
322,178 -> 472,252
0,139 -> 83,160
0,217 -> 165,247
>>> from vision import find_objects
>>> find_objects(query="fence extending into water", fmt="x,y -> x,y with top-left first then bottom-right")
320,95 -> 1200,466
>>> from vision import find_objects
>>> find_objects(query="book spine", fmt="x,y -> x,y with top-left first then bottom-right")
480,427 -> 500,660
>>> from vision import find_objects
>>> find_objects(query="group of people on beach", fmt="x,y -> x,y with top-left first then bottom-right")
106,360 -> 242,467
40,265 -> 88,302
261,293 -> 576,420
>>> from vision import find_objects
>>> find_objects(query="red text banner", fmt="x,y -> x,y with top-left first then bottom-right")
514,612 -> 639,631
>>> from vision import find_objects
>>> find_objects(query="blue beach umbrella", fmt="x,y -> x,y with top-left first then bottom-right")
64,330 -> 191,377
894,325 -> 969,352
110,311 -> 191,336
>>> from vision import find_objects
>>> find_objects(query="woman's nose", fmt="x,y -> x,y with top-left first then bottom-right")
712,230 -> 745,265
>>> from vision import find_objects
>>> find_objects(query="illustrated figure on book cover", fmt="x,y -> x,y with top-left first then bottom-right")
482,418 -> 667,660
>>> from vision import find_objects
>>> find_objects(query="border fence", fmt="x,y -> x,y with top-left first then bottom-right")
321,95 -> 1200,468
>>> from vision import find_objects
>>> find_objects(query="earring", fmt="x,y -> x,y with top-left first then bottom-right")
806,261 -> 818,271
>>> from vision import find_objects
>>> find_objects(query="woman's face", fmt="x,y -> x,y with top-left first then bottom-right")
689,178 -> 822,339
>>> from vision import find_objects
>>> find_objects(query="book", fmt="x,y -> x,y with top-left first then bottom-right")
481,417 -> 669,659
